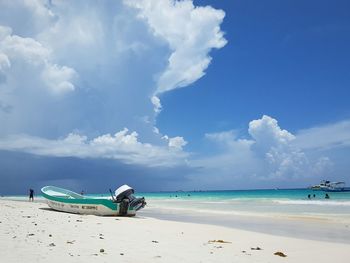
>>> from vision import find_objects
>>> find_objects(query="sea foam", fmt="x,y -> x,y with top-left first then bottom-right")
274,200 -> 350,206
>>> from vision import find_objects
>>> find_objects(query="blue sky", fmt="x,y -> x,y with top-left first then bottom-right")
159,0 -> 350,139
0,0 -> 349,194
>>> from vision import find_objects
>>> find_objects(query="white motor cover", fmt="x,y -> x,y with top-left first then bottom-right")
115,184 -> 134,197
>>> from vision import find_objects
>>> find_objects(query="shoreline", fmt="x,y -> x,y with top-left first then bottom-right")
140,206 -> 350,244
3,197 -> 350,244
1,199 -> 350,263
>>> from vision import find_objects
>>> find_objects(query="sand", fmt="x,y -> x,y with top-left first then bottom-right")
1,199 -> 350,263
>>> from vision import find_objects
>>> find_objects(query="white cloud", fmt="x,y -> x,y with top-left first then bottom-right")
249,115 -> 295,146
294,119 -> 350,150
168,136 -> 187,150
0,0 -> 226,144
151,95 -> 162,113
248,115 -> 306,178
0,52 -> 10,82
0,25 -> 76,94
1,30 -> 49,65
0,0 -> 232,178
0,1 -> 160,138
41,64 -> 77,94
0,52 -> 10,71
124,0 -> 227,95
0,128 -> 189,167
0,26 -> 12,40
197,115 -> 331,183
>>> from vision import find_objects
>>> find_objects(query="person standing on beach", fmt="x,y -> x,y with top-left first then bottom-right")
29,189 -> 34,202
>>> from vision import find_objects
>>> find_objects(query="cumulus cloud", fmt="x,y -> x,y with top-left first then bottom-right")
0,25 -> 76,94
247,115 -> 307,178
0,0 -> 230,186
41,64 -> 77,94
249,115 -> 295,147
167,136 -> 188,150
0,0 -> 226,136
125,0 -> 227,115
0,128 -> 189,167
196,115 -> 331,185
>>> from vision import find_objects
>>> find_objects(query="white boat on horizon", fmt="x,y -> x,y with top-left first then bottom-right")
324,182 -> 350,192
309,180 -> 331,190
41,185 -> 146,216
310,180 -> 350,192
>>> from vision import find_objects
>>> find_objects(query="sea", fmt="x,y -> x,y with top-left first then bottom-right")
139,188 -> 350,243
140,188 -> 350,216
3,188 -> 350,219
3,188 -> 350,243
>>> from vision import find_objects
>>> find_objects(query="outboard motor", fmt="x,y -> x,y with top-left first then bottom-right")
114,185 -> 146,215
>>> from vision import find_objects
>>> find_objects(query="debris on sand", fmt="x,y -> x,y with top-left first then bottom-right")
274,251 -> 287,257
49,243 -> 56,247
251,247 -> 262,250
208,240 -> 231,244
152,240 -> 159,243
100,248 -> 105,253
67,240 -> 75,244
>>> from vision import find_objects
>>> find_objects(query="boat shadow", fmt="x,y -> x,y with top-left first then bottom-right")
39,207 -> 62,212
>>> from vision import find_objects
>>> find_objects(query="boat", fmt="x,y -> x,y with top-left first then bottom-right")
310,180 -> 350,192
41,184 -> 146,216
309,180 -> 331,190
324,182 -> 350,192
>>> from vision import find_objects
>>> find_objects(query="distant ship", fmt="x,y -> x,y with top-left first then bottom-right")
310,180 -> 350,192
310,180 -> 331,190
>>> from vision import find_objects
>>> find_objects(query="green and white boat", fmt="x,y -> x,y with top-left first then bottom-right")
41,185 -> 146,216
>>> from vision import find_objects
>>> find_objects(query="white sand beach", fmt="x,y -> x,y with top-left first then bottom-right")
1,199 -> 350,263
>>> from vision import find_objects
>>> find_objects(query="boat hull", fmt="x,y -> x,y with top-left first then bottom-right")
45,199 -> 136,216
41,186 -> 136,216
324,188 -> 350,192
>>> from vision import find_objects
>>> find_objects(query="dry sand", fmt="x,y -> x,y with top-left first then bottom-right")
1,199 -> 349,263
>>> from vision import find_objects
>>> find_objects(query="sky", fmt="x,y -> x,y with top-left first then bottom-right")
0,0 -> 350,194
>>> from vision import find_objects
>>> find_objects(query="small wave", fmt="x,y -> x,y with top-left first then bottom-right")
274,200 -> 350,206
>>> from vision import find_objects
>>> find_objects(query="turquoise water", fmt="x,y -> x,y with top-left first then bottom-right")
3,188 -> 350,218
135,189 -> 350,221
4,188 -> 350,200
139,188 -> 350,201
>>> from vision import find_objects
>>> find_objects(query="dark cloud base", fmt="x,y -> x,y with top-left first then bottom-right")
0,150 -> 191,195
